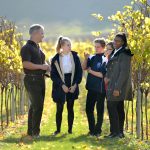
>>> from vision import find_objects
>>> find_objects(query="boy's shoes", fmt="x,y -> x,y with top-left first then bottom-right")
68,130 -> 72,134
87,132 -> 95,137
53,130 -> 60,136
94,133 -> 101,138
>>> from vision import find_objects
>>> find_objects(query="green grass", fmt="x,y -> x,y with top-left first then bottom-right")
0,79 -> 150,150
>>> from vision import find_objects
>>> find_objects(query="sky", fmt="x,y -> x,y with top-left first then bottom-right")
0,0 -> 131,39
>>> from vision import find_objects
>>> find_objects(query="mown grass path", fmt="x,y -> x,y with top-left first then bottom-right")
0,79 -> 149,150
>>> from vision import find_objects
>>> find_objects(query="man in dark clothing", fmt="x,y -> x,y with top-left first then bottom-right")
82,38 -> 107,137
20,24 -> 49,138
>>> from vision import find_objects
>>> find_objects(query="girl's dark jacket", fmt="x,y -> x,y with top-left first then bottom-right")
106,47 -> 133,101
50,51 -> 83,103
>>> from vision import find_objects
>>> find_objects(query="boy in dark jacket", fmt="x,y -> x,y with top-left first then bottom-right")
82,38 -> 107,137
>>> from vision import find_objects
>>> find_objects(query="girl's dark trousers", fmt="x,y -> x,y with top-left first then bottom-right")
56,73 -> 75,133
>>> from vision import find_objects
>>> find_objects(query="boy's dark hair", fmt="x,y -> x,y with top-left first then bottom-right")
94,38 -> 106,48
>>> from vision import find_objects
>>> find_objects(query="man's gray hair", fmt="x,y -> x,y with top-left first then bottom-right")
29,24 -> 44,35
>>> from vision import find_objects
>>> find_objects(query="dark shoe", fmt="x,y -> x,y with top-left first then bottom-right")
94,131 -> 101,137
119,133 -> 125,138
53,130 -> 60,136
104,133 -> 113,138
68,130 -> 72,134
87,132 -> 95,137
110,133 -> 120,138
94,133 -> 101,138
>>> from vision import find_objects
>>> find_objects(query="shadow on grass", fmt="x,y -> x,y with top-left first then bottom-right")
0,137 -> 21,144
69,134 -> 139,150
37,133 -> 68,142
1,133 -> 149,150
1,133 -> 68,144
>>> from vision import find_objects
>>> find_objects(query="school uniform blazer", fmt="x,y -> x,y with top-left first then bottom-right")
106,47 -> 133,101
50,51 -> 83,103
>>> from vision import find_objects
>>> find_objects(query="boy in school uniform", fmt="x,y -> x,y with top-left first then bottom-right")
82,38 -> 107,137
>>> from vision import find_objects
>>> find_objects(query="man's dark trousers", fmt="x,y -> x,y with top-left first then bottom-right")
24,75 -> 45,136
